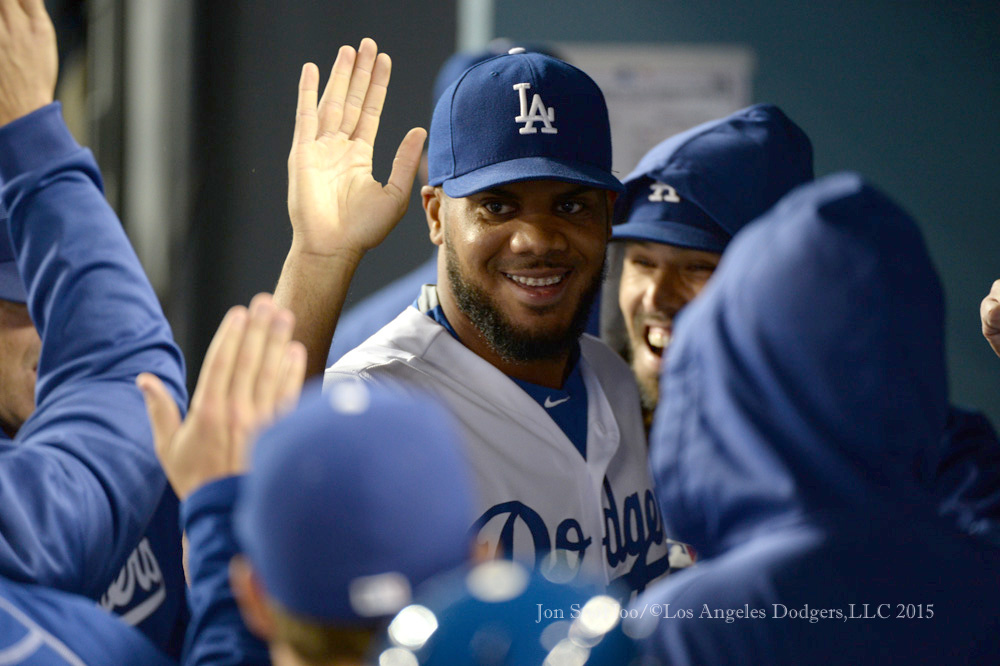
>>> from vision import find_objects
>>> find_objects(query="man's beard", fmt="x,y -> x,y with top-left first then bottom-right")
623,336 -> 661,418
445,240 -> 604,363
632,359 -> 661,416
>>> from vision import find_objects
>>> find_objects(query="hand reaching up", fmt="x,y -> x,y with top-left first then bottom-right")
982,279 -> 1000,359
0,0 -> 58,127
287,38 -> 427,261
139,294 -> 307,500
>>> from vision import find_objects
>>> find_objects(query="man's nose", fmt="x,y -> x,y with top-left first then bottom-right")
644,268 -> 693,314
508,217 -> 569,255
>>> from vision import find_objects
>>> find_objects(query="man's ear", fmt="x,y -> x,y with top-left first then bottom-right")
422,186 -> 445,247
230,555 -> 276,640
471,540 -> 493,564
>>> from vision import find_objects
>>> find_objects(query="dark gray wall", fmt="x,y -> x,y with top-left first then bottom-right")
181,2 -> 455,388
495,0 -> 1000,422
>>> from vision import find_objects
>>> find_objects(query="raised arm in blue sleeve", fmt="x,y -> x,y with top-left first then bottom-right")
182,477 -> 270,666
0,103 -> 187,598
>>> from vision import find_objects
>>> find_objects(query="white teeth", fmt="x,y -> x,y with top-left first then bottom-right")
507,274 -> 563,287
647,328 -> 670,350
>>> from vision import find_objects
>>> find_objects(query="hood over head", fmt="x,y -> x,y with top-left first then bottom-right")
649,172 -> 948,559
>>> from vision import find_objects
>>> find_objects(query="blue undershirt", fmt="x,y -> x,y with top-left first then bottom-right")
424,303 -> 589,460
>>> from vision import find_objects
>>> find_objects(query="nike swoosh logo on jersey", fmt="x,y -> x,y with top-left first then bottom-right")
544,395 -> 570,408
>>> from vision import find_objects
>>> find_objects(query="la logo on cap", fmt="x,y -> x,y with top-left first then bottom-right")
513,83 -> 557,135
649,182 -> 681,202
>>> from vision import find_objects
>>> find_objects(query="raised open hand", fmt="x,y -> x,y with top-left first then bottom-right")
0,0 -> 58,127
982,279 -> 1000,359
287,38 -> 427,261
138,294 -> 307,500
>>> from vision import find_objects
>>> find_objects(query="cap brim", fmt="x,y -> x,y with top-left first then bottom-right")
441,157 -> 624,198
611,219 -> 728,253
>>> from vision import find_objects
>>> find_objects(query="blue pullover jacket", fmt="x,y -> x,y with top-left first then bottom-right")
0,104 -> 186,616
636,173 -> 999,663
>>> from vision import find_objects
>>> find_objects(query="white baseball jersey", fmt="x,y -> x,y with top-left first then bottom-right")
326,286 -> 686,597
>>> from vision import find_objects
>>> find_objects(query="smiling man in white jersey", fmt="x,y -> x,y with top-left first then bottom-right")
285,48 -> 689,598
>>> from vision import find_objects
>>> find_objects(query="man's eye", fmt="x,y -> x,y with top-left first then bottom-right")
557,201 -> 585,214
483,201 -> 513,215
629,256 -> 655,269
688,264 -> 717,273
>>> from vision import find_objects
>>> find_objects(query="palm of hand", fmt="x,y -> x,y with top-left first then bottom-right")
290,134 -> 399,256
286,43 -> 425,261
0,0 -> 58,126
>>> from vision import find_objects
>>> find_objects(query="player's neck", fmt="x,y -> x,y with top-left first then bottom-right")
497,349 -> 571,389
439,293 -> 572,389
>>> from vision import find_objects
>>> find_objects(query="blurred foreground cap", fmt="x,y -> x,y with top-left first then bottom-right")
235,381 -> 475,623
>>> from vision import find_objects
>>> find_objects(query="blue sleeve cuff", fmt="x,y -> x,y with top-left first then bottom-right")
0,103 -> 80,185
180,476 -> 243,533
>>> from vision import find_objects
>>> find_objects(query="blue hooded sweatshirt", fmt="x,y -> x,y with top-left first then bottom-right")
930,405 -> 1000,546
635,173 -> 999,663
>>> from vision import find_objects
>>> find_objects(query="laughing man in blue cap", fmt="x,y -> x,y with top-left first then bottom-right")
609,104 -> 814,428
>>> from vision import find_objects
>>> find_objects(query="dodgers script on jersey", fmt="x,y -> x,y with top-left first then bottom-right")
327,287 -> 687,597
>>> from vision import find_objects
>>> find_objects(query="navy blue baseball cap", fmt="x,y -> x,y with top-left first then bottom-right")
431,41 -> 562,110
234,382 -> 475,623
428,50 -> 623,198
0,215 -> 27,303
612,103 -> 813,253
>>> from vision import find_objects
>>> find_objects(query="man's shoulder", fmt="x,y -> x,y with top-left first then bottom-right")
325,307 -> 455,389
327,256 -> 437,365
331,284 -> 480,376
331,307 -> 437,365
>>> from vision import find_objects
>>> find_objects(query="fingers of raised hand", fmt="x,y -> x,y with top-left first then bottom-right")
981,280 -> 1000,357
167,295 -> 303,495
292,63 -> 321,148
17,0 -> 47,19
317,44 -> 356,138
316,38 -> 383,141
250,306 -> 296,418
190,305 -> 247,415
0,0 -> 57,124
274,341 -> 307,420
232,339 -> 307,474
0,0 -> 25,24
385,126 -> 428,206
137,372 -> 182,470
338,37 -> 379,138
982,279 -> 1000,330
352,52 -> 391,147
138,370 -> 200,500
228,295 -> 305,465
2,0 -> 51,34
228,294 -> 280,430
